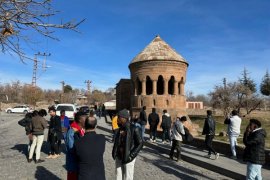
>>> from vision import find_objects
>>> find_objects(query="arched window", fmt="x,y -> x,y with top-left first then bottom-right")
146,76 -> 153,95
157,75 -> 164,95
168,76 -> 175,95
166,100 -> 169,106
136,77 -> 142,95
153,99 -> 156,106
178,82 -> 181,94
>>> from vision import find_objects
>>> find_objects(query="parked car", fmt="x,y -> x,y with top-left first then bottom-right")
6,105 -> 31,114
55,104 -> 77,120
79,105 -> 90,115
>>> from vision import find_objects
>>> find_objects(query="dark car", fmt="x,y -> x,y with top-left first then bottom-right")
79,105 -> 90,114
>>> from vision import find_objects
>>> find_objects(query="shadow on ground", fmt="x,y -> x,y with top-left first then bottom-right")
35,166 -> 61,180
141,147 -> 219,180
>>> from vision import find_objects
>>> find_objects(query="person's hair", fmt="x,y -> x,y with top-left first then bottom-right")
74,112 -> 87,123
32,110 -> 39,117
163,109 -> 167,114
152,108 -> 156,113
48,107 -> 56,112
85,117 -> 97,130
231,110 -> 238,116
143,106 -> 146,110
180,116 -> 187,122
250,119 -> 261,128
207,110 -> 212,116
89,110 -> 95,117
25,112 -> 32,119
38,109 -> 47,117
60,109 -> 65,114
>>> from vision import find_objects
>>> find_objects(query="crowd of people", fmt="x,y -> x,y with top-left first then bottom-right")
18,105 -> 267,180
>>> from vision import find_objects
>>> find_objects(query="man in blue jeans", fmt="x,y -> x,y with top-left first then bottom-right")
224,110 -> 242,159
243,119 -> 266,180
139,106 -> 147,141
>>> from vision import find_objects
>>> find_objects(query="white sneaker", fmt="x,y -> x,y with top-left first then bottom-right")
215,153 -> 219,160
162,141 -> 165,144
150,139 -> 153,142
153,139 -> 156,143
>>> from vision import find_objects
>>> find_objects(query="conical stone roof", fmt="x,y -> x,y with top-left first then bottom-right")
130,35 -> 188,65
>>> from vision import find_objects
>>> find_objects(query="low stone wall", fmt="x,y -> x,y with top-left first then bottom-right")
149,130 -> 270,167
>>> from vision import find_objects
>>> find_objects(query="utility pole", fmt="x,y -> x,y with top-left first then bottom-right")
60,81 -> 65,93
31,52 -> 50,108
31,52 -> 51,87
84,80 -> 92,95
32,56 -> 38,87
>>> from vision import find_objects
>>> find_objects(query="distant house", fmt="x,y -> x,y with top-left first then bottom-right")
186,101 -> 203,109
104,100 -> 116,110
76,94 -> 87,105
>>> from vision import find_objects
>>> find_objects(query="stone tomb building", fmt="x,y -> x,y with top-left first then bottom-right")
116,35 -> 189,122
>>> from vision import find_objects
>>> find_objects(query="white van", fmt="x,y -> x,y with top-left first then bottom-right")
55,104 -> 77,120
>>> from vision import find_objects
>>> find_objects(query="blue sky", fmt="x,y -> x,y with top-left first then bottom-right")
1,0 -> 270,95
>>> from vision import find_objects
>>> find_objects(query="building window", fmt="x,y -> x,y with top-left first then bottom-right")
153,99 -> 156,106
168,76 -> 175,95
136,78 -> 142,95
178,82 -> 181,94
146,76 -> 153,95
157,75 -> 164,95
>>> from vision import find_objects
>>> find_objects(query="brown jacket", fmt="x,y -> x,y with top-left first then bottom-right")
30,115 -> 47,135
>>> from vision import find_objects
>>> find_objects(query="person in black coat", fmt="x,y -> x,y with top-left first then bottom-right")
161,109 -> 172,144
18,112 -> 33,154
202,110 -> 219,160
74,116 -> 105,180
112,109 -> 143,180
139,106 -> 147,141
47,107 -> 62,159
148,108 -> 159,142
243,119 -> 266,180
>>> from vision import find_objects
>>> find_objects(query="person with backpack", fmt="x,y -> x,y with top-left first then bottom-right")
18,112 -> 33,153
169,115 -> 186,161
161,109 -> 172,144
148,108 -> 160,142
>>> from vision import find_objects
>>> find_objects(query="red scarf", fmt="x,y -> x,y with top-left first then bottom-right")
70,121 -> 85,136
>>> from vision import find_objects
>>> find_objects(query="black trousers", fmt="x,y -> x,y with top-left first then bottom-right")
170,139 -> 181,159
162,128 -> 171,142
49,135 -> 61,155
150,125 -> 157,140
205,135 -> 216,155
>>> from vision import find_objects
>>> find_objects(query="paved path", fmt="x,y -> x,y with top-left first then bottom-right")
0,113 -> 232,180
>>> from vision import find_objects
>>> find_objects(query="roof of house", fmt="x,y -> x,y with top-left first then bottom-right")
130,35 -> 188,64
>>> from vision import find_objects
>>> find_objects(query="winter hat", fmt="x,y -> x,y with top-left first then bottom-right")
118,109 -> 130,119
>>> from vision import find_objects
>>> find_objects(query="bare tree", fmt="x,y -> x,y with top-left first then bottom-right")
0,0 -> 84,61
210,78 -> 262,116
